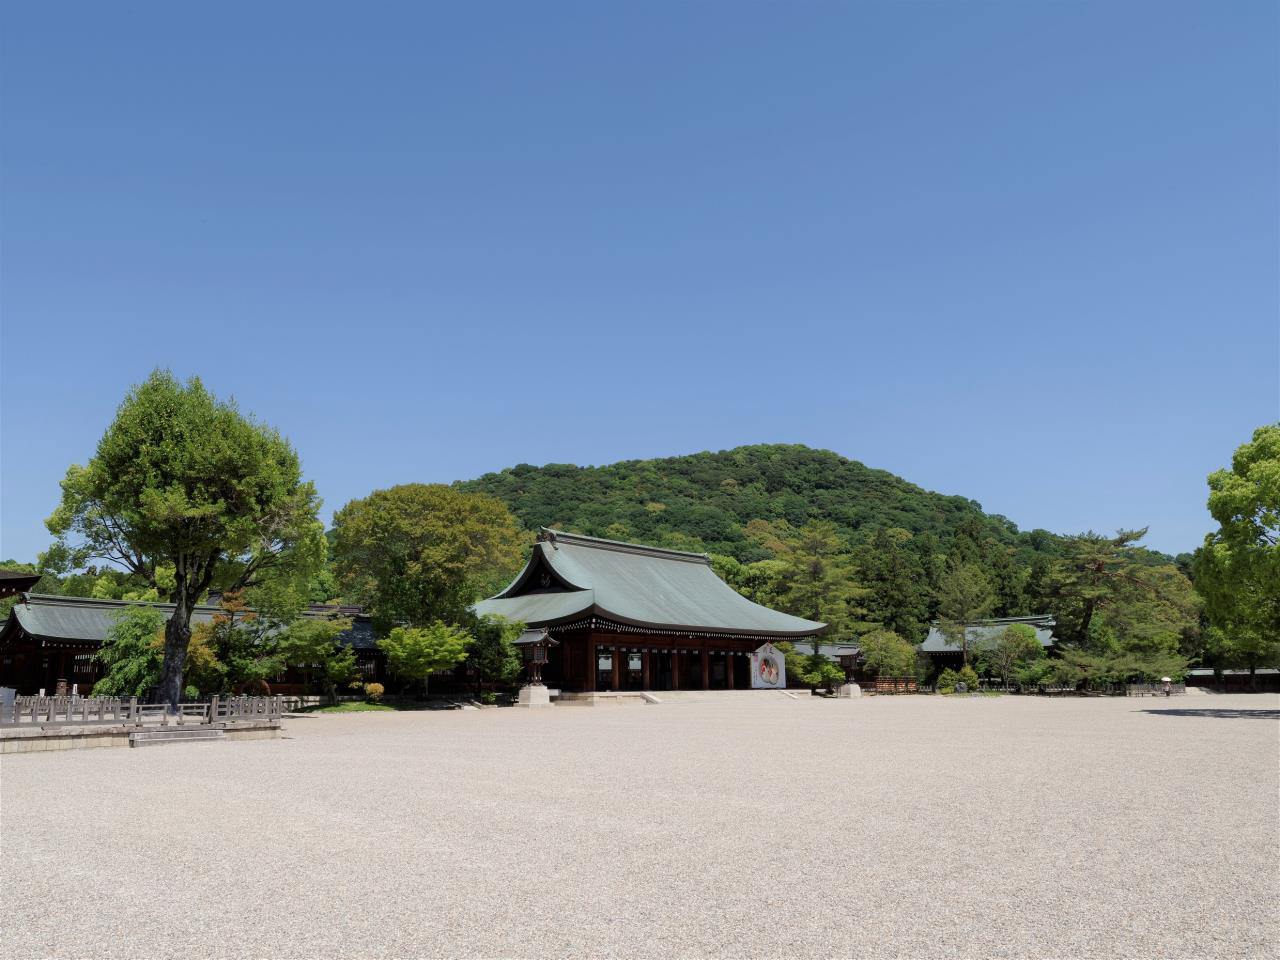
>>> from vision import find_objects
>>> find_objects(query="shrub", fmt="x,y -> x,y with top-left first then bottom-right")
860,629 -> 918,677
363,682 -> 385,703
479,691 -> 498,706
1014,659 -> 1053,687
938,665 -> 980,694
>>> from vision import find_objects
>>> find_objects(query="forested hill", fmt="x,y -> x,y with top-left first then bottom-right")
457,444 -> 1050,562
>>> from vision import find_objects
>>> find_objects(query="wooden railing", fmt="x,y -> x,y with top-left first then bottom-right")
0,695 -> 284,727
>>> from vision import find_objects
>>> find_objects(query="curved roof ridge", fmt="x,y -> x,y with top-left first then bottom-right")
476,530 -> 825,637
18,592 -> 224,614
539,528 -> 710,564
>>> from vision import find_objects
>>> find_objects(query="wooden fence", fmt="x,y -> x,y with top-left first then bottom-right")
0,695 -> 284,727
871,677 -> 919,694
1125,683 -> 1186,697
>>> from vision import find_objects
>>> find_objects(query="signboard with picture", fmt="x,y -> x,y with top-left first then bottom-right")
751,642 -> 786,689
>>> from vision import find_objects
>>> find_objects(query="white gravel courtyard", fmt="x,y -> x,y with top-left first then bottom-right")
2,693 -> 1277,959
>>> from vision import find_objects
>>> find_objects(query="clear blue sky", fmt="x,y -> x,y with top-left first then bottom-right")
2,1 -> 1276,562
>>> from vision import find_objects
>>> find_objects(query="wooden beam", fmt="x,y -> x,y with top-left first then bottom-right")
701,649 -> 710,690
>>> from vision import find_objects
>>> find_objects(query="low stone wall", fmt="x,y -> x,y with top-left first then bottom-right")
0,720 -> 282,754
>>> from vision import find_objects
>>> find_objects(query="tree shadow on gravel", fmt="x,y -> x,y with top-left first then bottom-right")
1139,708 -> 1280,720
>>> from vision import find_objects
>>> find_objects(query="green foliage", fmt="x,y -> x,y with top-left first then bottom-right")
45,370 -> 324,707
937,665 -> 980,695
978,623 -> 1044,685
797,655 -> 845,692
1040,646 -> 1189,687
934,563 -> 995,664
1043,529 -> 1152,644
332,483 -> 526,632
1013,658 -> 1054,687
458,444 -> 1062,568
192,592 -> 283,695
854,528 -> 932,640
278,615 -> 357,705
470,615 -> 525,692
1039,528 -> 1200,681
378,622 -> 473,695
714,520 -> 875,641
93,607 -> 165,697
859,629 -> 918,677
1194,424 -> 1280,680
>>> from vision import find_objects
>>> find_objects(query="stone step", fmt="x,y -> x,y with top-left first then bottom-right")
129,727 -> 226,748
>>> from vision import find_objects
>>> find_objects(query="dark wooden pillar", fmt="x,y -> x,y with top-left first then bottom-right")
611,646 -> 621,692
701,648 -> 710,690
585,636 -> 596,692
642,650 -> 651,689
671,651 -> 679,690
726,652 -> 735,689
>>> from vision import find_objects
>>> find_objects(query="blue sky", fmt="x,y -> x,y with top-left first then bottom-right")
2,1 -> 1276,562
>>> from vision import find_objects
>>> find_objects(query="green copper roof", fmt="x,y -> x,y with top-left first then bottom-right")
920,615 -> 1057,653
474,529 -> 825,637
0,594 -> 377,649
2,594 -> 225,645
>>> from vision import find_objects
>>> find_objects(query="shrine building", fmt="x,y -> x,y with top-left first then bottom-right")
473,529 -> 825,693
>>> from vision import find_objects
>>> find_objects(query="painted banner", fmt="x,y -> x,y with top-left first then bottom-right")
751,642 -> 787,689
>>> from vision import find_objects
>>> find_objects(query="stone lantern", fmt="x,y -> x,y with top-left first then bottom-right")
514,628 -> 558,708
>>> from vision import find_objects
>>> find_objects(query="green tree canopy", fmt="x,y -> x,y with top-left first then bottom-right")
859,629 -> 917,677
378,623 -> 473,696
980,623 -> 1043,686
855,529 -> 932,642
469,615 -> 525,695
278,615 -> 357,705
934,562 -> 995,665
1194,424 -> 1280,681
742,519 -> 876,640
332,484 -> 526,631
46,371 -> 324,708
92,606 -> 166,698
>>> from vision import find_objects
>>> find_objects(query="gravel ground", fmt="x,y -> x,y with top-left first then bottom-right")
2,693 -> 1277,960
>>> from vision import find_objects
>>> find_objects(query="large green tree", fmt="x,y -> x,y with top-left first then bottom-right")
745,519 -> 876,640
92,607 -> 166,698
1194,424 -> 1280,684
859,629 -> 918,677
378,623 -> 473,696
980,623 -> 1043,687
332,484 -> 526,632
469,615 -> 525,696
47,371 -> 325,709
855,528 -> 931,641
934,562 -> 995,665
278,616 -> 357,705
1044,529 -> 1151,644
1043,529 -> 1200,676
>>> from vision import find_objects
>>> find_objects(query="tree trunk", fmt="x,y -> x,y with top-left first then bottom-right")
160,594 -> 193,712
1078,599 -> 1097,644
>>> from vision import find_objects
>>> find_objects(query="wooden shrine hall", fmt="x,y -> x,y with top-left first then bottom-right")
474,529 -> 825,693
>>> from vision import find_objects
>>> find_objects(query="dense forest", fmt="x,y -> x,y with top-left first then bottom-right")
458,444 -> 1046,561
